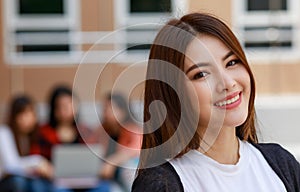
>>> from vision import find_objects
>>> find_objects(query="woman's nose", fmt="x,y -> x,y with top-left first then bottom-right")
216,71 -> 237,93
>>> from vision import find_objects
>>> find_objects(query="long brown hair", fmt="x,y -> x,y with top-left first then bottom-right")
7,95 -> 38,156
139,13 -> 257,169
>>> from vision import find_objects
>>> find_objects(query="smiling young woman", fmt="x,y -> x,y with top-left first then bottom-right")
132,13 -> 300,192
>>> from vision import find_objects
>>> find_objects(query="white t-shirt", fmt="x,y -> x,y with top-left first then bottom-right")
0,125 -> 44,178
170,139 -> 286,192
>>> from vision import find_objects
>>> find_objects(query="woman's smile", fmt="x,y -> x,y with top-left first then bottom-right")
214,91 -> 242,110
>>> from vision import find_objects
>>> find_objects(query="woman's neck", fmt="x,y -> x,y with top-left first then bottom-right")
56,124 -> 77,143
198,126 -> 240,165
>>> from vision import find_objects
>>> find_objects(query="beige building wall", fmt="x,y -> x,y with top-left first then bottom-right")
0,0 -> 10,122
81,0 -> 114,31
252,63 -> 300,94
1,0 -> 300,124
189,0 -> 232,26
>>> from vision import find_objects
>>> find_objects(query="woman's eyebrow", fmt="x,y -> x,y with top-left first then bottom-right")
185,63 -> 210,75
185,51 -> 234,75
222,51 -> 234,61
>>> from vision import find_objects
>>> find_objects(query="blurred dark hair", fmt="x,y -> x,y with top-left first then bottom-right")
48,85 -> 78,128
105,92 -> 133,123
7,94 -> 37,156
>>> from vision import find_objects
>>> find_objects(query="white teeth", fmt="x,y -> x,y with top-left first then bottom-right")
216,94 -> 240,107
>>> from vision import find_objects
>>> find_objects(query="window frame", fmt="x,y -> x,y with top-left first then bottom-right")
3,0 -> 80,65
232,0 -> 300,62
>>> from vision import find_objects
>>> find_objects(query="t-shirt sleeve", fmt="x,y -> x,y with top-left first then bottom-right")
0,126 -> 23,175
132,162 -> 183,192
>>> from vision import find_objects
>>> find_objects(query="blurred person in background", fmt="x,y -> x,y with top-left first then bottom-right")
30,84 -> 89,161
0,95 -> 54,192
91,93 -> 142,192
30,85 -> 95,192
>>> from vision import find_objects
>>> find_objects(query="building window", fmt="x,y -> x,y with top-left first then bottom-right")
115,0 -> 187,53
130,0 -> 172,13
16,29 -> 70,53
4,0 -> 79,64
247,0 -> 287,11
244,26 -> 293,49
19,0 -> 64,14
232,0 -> 300,61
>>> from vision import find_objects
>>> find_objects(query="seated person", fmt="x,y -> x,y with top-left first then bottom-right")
31,85 -> 89,160
30,85 -> 95,192
0,95 -> 54,192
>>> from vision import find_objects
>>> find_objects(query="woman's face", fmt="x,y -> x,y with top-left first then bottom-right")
55,95 -> 75,124
184,35 -> 251,132
16,107 -> 37,134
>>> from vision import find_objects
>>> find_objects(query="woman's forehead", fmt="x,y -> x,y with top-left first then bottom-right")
184,35 -> 231,68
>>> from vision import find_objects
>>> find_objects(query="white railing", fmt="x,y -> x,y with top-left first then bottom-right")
6,30 -> 158,65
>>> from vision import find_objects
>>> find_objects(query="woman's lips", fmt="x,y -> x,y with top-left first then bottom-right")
214,92 -> 242,109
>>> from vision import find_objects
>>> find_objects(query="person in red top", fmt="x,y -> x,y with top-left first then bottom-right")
30,85 -> 87,161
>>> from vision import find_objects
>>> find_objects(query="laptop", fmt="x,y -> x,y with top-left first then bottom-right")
52,144 -> 104,189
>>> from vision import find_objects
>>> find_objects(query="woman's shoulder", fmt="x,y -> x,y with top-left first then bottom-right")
252,142 -> 298,162
252,142 -> 300,168
37,123 -> 58,142
0,125 -> 13,141
132,162 -> 183,192
0,124 -> 10,133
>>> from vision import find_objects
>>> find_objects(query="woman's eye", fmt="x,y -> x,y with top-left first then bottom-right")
227,59 -> 241,67
193,71 -> 208,80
